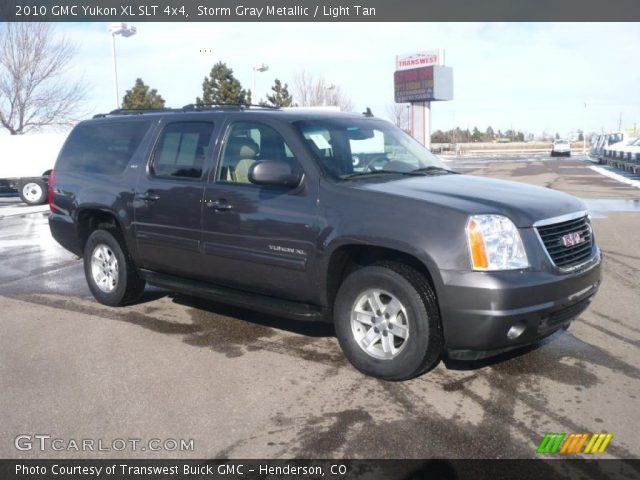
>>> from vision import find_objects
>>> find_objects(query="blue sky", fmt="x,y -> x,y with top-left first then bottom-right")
59,22 -> 640,137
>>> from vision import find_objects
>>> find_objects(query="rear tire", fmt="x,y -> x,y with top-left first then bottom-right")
83,229 -> 145,306
334,262 -> 443,380
18,179 -> 47,205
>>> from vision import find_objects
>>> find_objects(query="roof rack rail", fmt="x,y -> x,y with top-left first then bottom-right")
181,103 -> 280,111
92,103 -> 281,118
92,107 -> 177,118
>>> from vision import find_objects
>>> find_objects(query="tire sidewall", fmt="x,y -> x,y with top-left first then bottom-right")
334,266 -> 434,380
18,179 -> 46,205
83,230 -> 130,307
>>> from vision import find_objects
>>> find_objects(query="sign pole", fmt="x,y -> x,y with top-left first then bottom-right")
394,49 -> 451,149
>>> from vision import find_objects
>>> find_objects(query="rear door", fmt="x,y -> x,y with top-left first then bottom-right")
134,119 -> 217,278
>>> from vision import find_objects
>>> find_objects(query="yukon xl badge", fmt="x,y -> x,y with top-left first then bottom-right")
268,245 -> 307,256
562,231 -> 584,247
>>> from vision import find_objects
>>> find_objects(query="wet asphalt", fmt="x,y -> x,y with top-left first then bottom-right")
0,154 -> 639,459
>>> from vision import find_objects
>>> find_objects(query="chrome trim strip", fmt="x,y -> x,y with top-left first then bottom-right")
533,210 -> 588,228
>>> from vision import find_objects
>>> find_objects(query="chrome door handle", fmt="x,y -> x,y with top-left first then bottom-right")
135,191 -> 160,201
206,200 -> 233,211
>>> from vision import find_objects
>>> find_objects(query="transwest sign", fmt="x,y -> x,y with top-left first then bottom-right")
395,50 -> 442,71
394,65 -> 453,103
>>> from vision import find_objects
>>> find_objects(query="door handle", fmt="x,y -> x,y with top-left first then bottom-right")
206,199 -> 233,211
135,191 -> 160,202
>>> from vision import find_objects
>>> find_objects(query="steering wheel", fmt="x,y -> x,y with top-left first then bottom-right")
362,154 -> 390,172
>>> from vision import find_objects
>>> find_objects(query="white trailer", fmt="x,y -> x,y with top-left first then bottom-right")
0,132 -> 68,205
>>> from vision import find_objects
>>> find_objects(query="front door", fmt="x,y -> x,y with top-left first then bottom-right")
201,120 -> 319,303
134,120 -> 216,278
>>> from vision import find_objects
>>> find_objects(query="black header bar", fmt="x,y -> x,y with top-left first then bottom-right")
1,0 -> 640,22
2,459 -> 640,480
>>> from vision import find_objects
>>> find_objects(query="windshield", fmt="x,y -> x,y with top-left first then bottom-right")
294,118 -> 446,179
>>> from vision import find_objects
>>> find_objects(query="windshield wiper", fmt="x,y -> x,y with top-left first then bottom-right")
342,170 -> 426,179
410,166 -> 458,174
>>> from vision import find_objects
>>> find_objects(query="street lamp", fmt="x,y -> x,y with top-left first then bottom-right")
252,63 -> 269,103
109,22 -> 137,109
323,83 -> 335,107
583,102 -> 587,154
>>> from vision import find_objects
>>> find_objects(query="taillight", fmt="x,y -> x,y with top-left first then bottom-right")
48,170 -> 55,212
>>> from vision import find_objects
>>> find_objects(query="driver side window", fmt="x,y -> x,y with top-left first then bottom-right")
218,122 -> 301,184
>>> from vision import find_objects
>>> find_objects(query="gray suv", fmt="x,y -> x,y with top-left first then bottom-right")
49,105 -> 602,380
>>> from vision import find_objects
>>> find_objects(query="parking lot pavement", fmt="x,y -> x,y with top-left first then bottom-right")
1,157 -> 639,459
0,197 -> 50,219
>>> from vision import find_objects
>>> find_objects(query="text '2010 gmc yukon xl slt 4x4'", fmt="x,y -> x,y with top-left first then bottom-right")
49,106 -> 602,380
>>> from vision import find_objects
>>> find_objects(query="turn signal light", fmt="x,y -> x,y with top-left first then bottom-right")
467,218 -> 488,269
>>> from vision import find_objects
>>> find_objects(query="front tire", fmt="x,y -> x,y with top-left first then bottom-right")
334,262 -> 443,380
18,179 -> 47,205
83,229 -> 145,306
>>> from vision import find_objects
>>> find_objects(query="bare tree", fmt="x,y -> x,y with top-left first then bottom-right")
0,23 -> 87,135
386,102 -> 410,131
291,70 -> 353,111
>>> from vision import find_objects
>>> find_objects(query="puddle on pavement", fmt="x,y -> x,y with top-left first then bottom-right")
583,198 -> 640,218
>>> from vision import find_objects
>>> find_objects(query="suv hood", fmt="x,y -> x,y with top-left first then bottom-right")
354,174 -> 586,227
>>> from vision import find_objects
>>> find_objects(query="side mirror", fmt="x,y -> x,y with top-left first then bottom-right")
248,160 -> 302,188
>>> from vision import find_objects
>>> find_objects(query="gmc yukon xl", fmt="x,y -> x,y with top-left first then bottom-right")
49,105 -> 602,380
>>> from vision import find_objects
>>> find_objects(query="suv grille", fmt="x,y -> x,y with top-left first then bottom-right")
536,215 -> 593,269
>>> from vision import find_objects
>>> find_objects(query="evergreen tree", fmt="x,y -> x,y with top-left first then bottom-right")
485,126 -> 495,141
263,79 -> 293,107
471,126 -> 482,142
121,78 -> 165,110
197,62 -> 251,105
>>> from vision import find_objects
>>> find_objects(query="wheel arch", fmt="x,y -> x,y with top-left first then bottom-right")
76,207 -> 127,252
324,241 -> 444,314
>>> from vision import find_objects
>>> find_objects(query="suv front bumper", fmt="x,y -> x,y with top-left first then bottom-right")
438,253 -> 601,360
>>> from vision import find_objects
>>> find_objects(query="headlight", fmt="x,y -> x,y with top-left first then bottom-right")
466,215 -> 529,271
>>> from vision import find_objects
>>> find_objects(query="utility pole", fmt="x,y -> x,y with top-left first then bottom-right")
583,102 -> 587,154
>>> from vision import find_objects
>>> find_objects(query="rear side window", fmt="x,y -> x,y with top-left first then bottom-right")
56,121 -> 151,175
151,122 -> 214,179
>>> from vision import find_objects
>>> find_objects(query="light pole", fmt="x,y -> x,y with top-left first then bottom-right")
323,83 -> 335,107
252,63 -> 269,103
109,23 -> 137,109
583,102 -> 587,154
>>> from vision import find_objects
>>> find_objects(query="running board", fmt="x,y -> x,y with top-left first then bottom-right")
139,269 -> 329,322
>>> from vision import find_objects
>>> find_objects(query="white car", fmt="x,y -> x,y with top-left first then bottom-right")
551,139 -> 571,157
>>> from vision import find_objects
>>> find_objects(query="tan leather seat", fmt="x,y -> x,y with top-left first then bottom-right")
223,137 -> 259,183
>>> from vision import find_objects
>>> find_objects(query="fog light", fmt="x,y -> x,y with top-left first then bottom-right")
507,324 -> 526,340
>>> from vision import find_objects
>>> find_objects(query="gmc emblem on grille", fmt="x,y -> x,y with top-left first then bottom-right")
562,231 -> 583,247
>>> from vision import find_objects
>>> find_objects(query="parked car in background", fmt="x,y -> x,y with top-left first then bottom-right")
590,132 -> 627,163
551,139 -> 571,157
